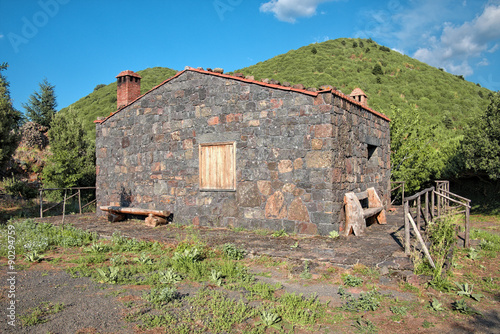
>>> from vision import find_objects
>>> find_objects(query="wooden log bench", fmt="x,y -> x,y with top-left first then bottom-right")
343,187 -> 386,236
100,206 -> 172,227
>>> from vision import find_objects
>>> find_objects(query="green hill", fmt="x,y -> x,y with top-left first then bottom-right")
61,38 -> 492,144
232,38 -> 492,141
59,67 -> 178,139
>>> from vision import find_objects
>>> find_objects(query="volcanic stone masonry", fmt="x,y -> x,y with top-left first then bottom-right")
95,68 -> 391,235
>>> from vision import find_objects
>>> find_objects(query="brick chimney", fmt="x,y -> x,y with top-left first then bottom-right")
350,88 -> 368,107
116,70 -> 141,109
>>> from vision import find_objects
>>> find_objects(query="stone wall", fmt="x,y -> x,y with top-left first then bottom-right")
96,69 -> 390,235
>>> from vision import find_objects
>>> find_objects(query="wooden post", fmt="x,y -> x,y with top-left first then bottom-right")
465,204 -> 470,248
437,189 -> 441,218
62,189 -> 67,227
424,191 -> 429,226
417,195 -> 421,230
404,201 -> 410,255
78,189 -> 82,214
39,189 -> 43,218
401,182 -> 405,205
431,190 -> 435,222
407,213 -> 435,268
445,181 -> 450,210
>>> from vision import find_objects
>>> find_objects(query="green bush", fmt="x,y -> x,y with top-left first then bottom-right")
2,177 -> 38,199
372,64 -> 384,76
42,112 -> 95,193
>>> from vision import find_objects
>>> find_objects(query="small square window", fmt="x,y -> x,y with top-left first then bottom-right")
199,142 -> 236,191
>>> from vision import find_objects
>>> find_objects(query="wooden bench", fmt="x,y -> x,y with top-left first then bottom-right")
100,206 -> 172,227
343,187 -> 386,236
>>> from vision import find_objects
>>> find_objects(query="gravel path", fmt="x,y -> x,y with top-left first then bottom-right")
1,269 -> 132,334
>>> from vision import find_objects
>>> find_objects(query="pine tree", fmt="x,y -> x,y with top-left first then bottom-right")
23,78 -> 57,128
42,112 -> 95,190
0,63 -> 22,171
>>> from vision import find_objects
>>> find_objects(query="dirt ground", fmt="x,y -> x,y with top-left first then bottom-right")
33,209 -> 413,271
1,208 -> 499,333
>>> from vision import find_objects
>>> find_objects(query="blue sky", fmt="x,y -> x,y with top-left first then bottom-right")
1,0 -> 500,113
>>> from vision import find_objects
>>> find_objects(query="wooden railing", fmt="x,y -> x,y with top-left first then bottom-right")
39,187 -> 96,220
390,181 -> 405,205
403,181 -> 471,260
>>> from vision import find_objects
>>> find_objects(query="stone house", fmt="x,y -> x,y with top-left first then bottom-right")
95,67 -> 391,235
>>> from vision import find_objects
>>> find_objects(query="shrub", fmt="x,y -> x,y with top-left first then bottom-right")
42,112 -> 95,192
372,64 -> 384,76
2,177 -> 38,199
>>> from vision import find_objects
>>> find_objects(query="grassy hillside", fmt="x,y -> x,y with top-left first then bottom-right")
232,38 -> 492,141
59,67 -> 178,139
61,38 -> 492,144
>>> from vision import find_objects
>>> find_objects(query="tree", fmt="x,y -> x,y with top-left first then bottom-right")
389,104 -> 438,192
42,112 -> 95,190
0,63 -> 22,170
23,78 -> 57,128
461,92 -> 500,180
372,64 -> 383,76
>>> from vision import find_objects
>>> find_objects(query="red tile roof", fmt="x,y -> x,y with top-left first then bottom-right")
95,67 -> 389,124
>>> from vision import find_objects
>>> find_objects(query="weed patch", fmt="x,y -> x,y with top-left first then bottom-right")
339,289 -> 383,312
222,243 -> 245,260
143,286 -> 180,306
20,302 -> 64,326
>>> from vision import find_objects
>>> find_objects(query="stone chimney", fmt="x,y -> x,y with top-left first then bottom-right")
116,70 -> 141,109
350,88 -> 368,107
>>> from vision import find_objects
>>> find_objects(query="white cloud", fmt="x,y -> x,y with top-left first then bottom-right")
413,4 -> 500,76
0,34 -> 4,39
260,0 -> 334,23
313,35 -> 330,43
477,58 -> 489,66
